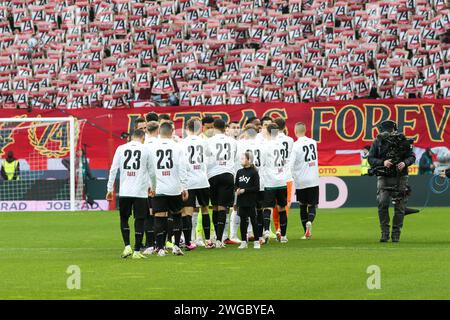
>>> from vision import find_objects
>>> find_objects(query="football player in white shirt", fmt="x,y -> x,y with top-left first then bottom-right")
260,123 -> 289,243
142,121 -> 159,255
272,117 -> 294,241
134,117 -> 147,131
205,118 -> 237,248
200,116 -> 215,139
290,122 -> 320,240
181,118 -> 212,249
148,122 -> 189,256
106,129 -> 152,259
255,116 -> 273,143
224,120 -> 242,245
158,113 -> 182,142
190,116 -> 216,248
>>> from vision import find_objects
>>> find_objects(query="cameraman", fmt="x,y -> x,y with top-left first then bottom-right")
368,120 -> 416,243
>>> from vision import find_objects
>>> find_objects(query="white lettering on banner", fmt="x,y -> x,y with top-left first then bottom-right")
318,177 -> 348,209
0,201 -> 109,212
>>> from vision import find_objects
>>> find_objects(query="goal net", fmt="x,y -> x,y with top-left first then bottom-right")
0,117 -> 85,211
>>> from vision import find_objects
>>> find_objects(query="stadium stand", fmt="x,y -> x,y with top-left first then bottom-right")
0,0 -> 449,109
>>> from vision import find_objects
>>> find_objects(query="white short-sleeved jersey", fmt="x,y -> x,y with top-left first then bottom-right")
261,139 -> 288,189
144,135 -> 158,149
255,132 -> 266,143
236,138 -> 265,191
291,136 -> 320,190
206,133 -> 237,179
149,138 -> 188,196
277,133 -> 294,182
181,135 -> 210,190
107,141 -> 152,198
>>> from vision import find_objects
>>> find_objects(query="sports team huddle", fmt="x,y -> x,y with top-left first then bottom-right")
106,112 -> 319,259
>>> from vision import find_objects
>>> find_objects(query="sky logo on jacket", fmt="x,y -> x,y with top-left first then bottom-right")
239,176 -> 251,184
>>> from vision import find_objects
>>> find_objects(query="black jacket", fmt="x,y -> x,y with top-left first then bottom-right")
368,134 -> 416,176
235,166 -> 260,207
446,169 -> 450,179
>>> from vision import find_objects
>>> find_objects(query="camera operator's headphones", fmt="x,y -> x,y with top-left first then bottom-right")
379,120 -> 398,133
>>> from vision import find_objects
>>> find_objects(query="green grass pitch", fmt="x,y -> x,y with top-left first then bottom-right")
1,208 -> 450,300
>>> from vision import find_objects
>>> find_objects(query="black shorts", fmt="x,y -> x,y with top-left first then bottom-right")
208,173 -> 234,207
256,191 -> 265,209
296,186 -> 319,205
185,188 -> 210,208
119,197 -> 149,219
263,187 -> 288,208
152,195 -> 185,214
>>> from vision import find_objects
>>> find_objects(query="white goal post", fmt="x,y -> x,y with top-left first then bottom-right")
0,117 -> 79,211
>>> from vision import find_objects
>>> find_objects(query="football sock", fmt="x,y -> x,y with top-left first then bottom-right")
120,215 -> 130,246
222,211 -> 230,241
212,210 -> 218,235
216,210 -> 226,241
230,209 -> 240,239
134,218 -> 144,252
154,217 -> 167,250
166,216 -> 174,242
172,214 -> 182,247
263,209 -> 271,231
191,212 -> 198,241
279,210 -> 287,237
144,215 -> 155,248
308,206 -> 316,223
182,216 -> 192,245
300,205 -> 308,232
202,213 -> 211,240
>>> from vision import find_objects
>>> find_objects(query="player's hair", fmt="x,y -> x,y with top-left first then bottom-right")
230,120 -> 240,125
295,122 -> 306,134
245,116 -> 258,125
145,112 -> 159,122
159,122 -> 173,137
266,123 -> 279,136
244,124 -> 258,138
187,118 -> 202,133
132,129 -> 146,140
243,151 -> 255,168
202,116 -> 214,125
260,116 -> 273,123
274,117 -> 286,131
134,117 -> 146,129
158,113 -> 171,121
213,118 -> 226,132
147,121 -> 159,134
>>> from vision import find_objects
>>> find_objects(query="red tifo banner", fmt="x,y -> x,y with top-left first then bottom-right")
0,98 -> 449,170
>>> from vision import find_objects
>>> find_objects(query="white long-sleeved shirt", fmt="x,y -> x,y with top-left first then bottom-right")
149,138 -> 188,196
261,138 -> 288,189
181,135 -> 210,189
277,132 -> 294,182
290,136 -> 320,189
107,141 -> 152,198
206,133 -> 237,179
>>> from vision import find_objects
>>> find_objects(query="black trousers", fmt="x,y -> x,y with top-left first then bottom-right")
377,176 -> 408,235
238,206 -> 260,242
